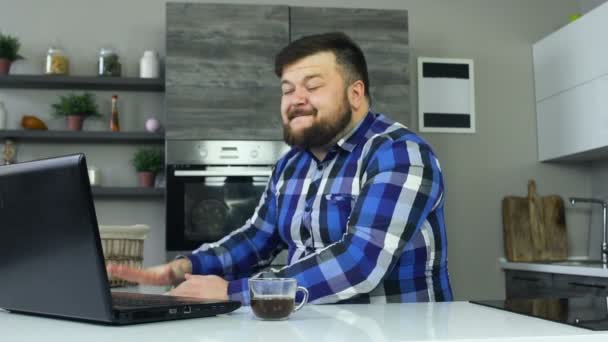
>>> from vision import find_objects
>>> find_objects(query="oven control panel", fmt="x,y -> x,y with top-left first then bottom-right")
167,140 -> 290,165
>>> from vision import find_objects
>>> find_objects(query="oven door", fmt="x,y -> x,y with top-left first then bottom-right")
166,165 -> 271,251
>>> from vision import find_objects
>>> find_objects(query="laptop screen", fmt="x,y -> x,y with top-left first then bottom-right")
0,154 -> 114,322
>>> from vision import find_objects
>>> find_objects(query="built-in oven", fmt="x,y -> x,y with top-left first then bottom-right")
165,140 -> 288,257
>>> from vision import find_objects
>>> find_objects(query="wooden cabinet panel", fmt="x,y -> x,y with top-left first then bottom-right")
505,270 -> 554,299
290,7 -> 410,126
505,270 -> 608,298
553,274 -> 608,297
166,3 -> 288,140
165,4 -> 410,140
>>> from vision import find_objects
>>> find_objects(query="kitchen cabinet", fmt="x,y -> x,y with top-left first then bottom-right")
165,4 -> 410,140
290,7 -> 409,126
533,2 -> 608,161
165,3 -> 289,140
505,270 -> 608,298
536,75 -> 608,162
505,270 -> 555,298
553,274 -> 608,297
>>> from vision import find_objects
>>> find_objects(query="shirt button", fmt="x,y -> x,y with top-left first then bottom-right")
317,164 -> 323,171
305,206 -> 311,212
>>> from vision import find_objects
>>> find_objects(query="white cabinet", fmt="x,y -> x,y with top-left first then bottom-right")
534,2 -> 608,161
537,76 -> 608,161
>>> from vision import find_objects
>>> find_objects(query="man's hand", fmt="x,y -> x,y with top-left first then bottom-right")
106,258 -> 192,286
167,274 -> 229,301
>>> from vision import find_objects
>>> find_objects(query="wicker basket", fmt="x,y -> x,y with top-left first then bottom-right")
99,224 -> 150,288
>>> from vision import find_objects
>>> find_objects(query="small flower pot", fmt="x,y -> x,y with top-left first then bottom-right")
137,171 -> 156,188
66,115 -> 84,131
0,59 -> 11,75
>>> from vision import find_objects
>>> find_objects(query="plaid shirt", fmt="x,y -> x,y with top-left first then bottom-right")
188,112 -> 453,304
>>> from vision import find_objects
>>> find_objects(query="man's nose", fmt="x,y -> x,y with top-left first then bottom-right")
290,87 -> 308,106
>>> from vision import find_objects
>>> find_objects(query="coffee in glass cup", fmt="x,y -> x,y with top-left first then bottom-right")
249,277 -> 309,320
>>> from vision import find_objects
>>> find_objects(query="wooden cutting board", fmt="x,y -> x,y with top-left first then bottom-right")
502,180 -> 568,262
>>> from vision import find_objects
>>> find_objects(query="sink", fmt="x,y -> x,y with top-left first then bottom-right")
544,260 -> 607,267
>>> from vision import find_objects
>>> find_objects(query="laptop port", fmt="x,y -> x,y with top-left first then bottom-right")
169,308 -> 178,315
184,306 -> 192,314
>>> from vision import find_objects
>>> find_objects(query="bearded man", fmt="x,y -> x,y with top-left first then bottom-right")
108,32 -> 453,305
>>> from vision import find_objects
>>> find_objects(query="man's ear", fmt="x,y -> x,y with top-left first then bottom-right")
348,80 -> 366,110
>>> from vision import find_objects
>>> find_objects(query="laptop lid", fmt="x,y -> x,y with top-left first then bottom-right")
0,154 -> 242,324
0,154 -> 114,323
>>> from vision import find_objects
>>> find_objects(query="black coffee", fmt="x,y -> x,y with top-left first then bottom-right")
251,296 -> 295,320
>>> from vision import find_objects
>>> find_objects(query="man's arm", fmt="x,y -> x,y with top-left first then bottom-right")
227,138 -> 445,304
108,159 -> 286,288
186,170 -> 284,280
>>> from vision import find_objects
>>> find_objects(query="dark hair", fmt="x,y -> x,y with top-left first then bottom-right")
275,32 -> 371,103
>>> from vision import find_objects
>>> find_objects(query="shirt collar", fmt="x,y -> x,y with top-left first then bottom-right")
336,111 -> 376,153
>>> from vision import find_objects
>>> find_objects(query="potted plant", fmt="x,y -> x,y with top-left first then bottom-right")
131,148 -> 164,188
0,32 -> 22,74
51,92 -> 102,131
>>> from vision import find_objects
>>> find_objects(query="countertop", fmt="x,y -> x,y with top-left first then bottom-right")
500,258 -> 608,277
2,302 -> 608,341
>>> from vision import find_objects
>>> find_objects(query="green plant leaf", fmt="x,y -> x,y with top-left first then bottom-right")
131,148 -> 164,173
50,92 -> 102,118
0,32 -> 21,61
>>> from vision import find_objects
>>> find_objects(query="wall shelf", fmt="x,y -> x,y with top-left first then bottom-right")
91,187 -> 165,198
0,129 -> 164,143
0,75 -> 164,92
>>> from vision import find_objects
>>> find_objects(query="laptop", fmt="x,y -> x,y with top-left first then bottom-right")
0,154 -> 241,325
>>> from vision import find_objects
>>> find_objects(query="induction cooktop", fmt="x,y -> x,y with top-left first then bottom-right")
470,297 -> 608,331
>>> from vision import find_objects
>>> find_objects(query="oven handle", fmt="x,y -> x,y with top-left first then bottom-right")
174,170 -> 272,177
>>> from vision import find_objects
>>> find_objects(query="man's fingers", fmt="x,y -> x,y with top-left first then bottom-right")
106,264 -> 167,285
167,284 -> 197,298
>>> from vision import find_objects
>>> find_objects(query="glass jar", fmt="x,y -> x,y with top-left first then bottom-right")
98,48 -> 121,77
139,50 -> 160,78
45,47 -> 69,75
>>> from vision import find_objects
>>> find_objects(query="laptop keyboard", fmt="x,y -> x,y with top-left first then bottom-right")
112,292 -> 205,308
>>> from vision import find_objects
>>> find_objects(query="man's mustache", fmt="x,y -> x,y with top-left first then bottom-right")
288,108 -> 317,120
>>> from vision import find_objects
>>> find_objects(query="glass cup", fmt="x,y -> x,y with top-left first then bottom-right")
249,277 -> 309,321
87,167 -> 101,186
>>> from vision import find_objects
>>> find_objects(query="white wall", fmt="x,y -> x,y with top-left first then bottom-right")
0,0 -> 589,300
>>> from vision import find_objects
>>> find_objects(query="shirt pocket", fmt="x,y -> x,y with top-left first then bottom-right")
318,193 -> 357,243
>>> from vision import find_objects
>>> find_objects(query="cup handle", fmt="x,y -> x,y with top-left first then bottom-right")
294,286 -> 309,312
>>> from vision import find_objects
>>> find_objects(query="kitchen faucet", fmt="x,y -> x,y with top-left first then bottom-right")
569,197 -> 608,265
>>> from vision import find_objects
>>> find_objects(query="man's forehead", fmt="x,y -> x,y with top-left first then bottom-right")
281,52 -> 337,81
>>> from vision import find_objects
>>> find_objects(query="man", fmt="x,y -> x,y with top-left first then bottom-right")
108,32 -> 453,304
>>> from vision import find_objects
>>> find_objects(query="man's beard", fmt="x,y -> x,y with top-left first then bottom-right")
283,99 -> 352,149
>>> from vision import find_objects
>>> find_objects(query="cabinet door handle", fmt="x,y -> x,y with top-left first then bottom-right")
569,282 -> 607,290
513,276 -> 541,282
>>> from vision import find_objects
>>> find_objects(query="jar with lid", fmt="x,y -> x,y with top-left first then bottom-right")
139,50 -> 160,78
98,48 -> 122,77
45,47 -> 69,75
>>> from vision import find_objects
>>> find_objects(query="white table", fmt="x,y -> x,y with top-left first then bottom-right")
2,302 -> 608,341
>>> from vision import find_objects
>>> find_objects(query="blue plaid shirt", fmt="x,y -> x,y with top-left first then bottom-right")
188,112 -> 453,304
